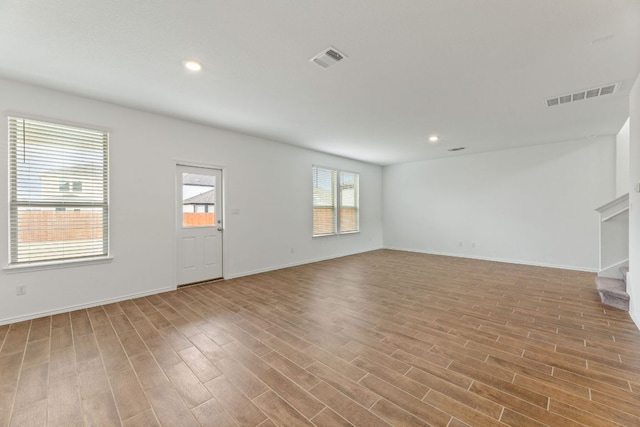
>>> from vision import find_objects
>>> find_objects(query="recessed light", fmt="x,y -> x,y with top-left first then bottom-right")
183,60 -> 202,72
428,135 -> 439,143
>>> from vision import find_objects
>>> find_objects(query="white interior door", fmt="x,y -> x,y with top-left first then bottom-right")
176,165 -> 223,285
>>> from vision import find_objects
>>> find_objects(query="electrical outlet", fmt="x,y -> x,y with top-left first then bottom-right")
458,241 -> 462,247
290,248 -> 295,254
16,285 -> 27,296
471,242 -> 476,248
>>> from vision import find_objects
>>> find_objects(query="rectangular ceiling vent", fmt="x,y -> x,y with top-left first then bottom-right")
545,83 -> 619,107
310,47 -> 347,69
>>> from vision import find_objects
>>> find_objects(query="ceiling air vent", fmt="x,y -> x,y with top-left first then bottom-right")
545,83 -> 619,107
310,47 -> 347,69
448,147 -> 466,152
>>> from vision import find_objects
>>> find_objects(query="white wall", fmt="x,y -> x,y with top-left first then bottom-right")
383,138 -> 616,271
629,73 -> 640,327
0,78 -> 383,324
616,117 -> 630,198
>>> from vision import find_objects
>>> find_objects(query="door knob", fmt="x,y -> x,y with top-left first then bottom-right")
217,227 -> 223,231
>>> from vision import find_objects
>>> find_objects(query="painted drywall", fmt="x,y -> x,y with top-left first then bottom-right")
629,73 -> 640,328
616,117 -> 630,198
0,78 -> 383,324
383,138 -> 616,271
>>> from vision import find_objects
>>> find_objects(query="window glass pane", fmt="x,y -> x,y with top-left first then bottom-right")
339,172 -> 359,233
182,173 -> 215,227
13,124 -> 106,204
313,167 -> 336,235
14,207 -> 106,263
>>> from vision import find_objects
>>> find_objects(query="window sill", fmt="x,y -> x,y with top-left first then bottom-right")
3,256 -> 114,273
313,231 -> 360,238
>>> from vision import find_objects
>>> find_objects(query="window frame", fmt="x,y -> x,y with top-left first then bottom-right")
312,165 -> 360,237
7,115 -> 111,267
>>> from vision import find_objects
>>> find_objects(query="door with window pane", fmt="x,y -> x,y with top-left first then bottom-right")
176,165 -> 222,285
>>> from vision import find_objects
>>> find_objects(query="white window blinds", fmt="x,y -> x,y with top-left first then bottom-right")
339,171 -> 359,233
312,166 -> 359,236
312,167 -> 337,236
9,117 -> 109,264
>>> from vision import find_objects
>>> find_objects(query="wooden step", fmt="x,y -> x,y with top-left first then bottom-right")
595,276 -> 629,311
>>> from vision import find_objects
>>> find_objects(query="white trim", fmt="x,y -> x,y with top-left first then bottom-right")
629,271 -> 639,331
3,256 -> 113,273
383,247 -> 598,273
598,259 -> 629,279
1,248 -> 382,325
312,231 -> 361,239
1,247 -> 607,326
629,308 -> 640,331
229,246 -> 599,280
175,160 -> 227,171
601,208 -> 629,222
595,193 -> 629,216
4,110 -> 113,134
0,285 -> 175,326
225,247 -> 382,279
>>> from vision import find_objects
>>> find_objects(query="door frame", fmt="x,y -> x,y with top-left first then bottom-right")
174,160 -> 227,287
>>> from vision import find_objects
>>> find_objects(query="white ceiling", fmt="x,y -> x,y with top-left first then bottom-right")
1,0 -> 639,165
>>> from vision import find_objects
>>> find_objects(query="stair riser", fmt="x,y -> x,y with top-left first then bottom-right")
599,291 -> 630,311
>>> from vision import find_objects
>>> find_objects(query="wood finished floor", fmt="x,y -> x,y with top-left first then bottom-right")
2,249 -> 640,426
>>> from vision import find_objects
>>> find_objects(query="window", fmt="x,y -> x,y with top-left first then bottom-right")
181,172 -> 216,226
313,167 -> 336,235
339,171 -> 359,233
8,117 -> 109,265
312,166 -> 359,236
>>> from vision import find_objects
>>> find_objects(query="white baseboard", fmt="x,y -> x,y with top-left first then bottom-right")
628,271 -> 640,331
631,312 -> 640,331
383,247 -> 598,273
1,246 -> 599,326
0,248 -> 385,326
225,247 -> 383,280
0,286 -> 175,326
